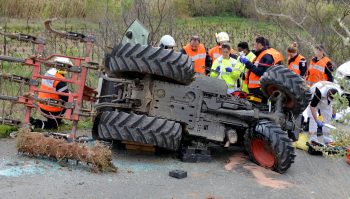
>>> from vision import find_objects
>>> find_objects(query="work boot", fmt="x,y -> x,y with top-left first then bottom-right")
30,117 -> 45,129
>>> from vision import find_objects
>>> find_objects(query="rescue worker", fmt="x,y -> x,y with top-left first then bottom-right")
235,42 -> 256,93
306,81 -> 342,144
208,32 -> 237,62
159,35 -> 176,50
30,57 -> 71,129
287,42 -> 307,77
239,36 -> 277,101
306,45 -> 334,86
209,43 -> 238,94
181,35 -> 208,74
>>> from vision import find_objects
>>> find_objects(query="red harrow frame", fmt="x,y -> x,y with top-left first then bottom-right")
0,19 -> 101,138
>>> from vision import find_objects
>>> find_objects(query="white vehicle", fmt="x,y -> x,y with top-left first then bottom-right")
335,61 -> 350,86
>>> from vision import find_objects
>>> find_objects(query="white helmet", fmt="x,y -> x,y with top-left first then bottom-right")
159,35 -> 176,49
216,32 -> 230,43
53,57 -> 73,75
54,57 -> 73,66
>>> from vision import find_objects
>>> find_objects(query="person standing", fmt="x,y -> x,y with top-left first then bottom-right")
159,35 -> 176,50
287,42 -> 307,77
31,57 -> 71,129
235,42 -> 256,93
209,43 -> 238,94
306,45 -> 334,86
208,32 -> 237,62
181,35 -> 207,74
239,36 -> 275,100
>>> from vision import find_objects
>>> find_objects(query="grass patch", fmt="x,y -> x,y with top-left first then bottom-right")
32,119 -> 94,132
0,124 -> 17,138
177,16 -> 277,31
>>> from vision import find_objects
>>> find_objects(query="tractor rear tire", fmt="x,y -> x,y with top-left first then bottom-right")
260,65 -> 312,115
244,120 -> 295,173
95,110 -> 182,151
105,43 -> 195,85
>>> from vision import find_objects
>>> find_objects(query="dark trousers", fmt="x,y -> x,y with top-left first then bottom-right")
30,109 -> 65,129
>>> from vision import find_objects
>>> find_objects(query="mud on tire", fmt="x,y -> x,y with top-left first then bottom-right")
95,110 -> 182,151
244,120 -> 296,173
105,43 -> 195,85
260,65 -> 312,115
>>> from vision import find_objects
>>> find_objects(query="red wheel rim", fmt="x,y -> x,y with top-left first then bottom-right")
250,139 -> 275,168
346,147 -> 350,165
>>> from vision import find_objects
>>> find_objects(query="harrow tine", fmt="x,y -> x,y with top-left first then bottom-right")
0,117 -> 21,126
0,95 -> 18,102
0,55 -> 26,63
0,73 -> 30,84
0,31 -> 45,45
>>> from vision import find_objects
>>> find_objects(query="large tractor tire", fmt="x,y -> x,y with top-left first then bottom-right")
95,110 -> 182,151
105,43 -> 195,85
244,120 -> 295,173
260,65 -> 312,115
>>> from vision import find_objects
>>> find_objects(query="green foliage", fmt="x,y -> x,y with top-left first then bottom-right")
0,124 -> 17,138
173,0 -> 239,17
315,129 -> 350,159
332,93 -> 349,113
0,0 -> 121,21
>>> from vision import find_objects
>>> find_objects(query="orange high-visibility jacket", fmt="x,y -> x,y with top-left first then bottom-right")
288,54 -> 305,75
306,57 -> 331,85
183,43 -> 207,74
38,69 -> 65,112
246,49 -> 273,89
209,45 -> 236,62
265,48 -> 284,65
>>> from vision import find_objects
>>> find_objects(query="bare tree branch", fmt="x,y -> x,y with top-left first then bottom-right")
253,0 -> 316,49
331,17 -> 350,46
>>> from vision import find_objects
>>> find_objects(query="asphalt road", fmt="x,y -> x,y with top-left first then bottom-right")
0,137 -> 349,199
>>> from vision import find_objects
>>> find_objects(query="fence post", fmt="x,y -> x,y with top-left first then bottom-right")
3,23 -> 7,56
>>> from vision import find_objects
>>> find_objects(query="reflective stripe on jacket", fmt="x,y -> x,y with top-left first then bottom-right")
237,52 -> 256,93
183,43 -> 206,74
247,49 -> 272,89
38,68 -> 65,112
288,54 -> 305,75
306,57 -> 331,85
210,56 -> 238,92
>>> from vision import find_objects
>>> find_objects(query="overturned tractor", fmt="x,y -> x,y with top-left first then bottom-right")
92,22 -> 312,173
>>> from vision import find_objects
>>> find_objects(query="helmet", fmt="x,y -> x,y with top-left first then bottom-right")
54,57 -> 73,75
216,32 -> 230,43
159,35 -> 176,49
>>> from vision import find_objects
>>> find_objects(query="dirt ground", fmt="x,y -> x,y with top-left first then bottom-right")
0,133 -> 350,199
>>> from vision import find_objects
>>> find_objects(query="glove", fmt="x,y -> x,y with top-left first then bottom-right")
316,120 -> 324,128
225,67 -> 232,72
240,56 -> 250,65
215,66 -> 221,73
332,114 -> 336,120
